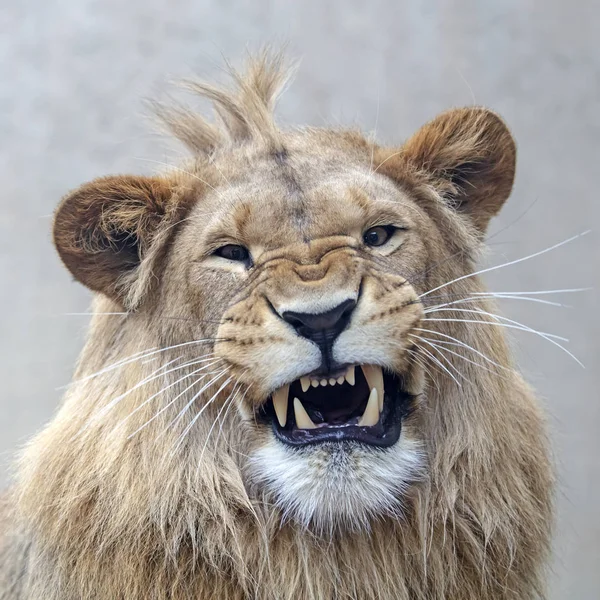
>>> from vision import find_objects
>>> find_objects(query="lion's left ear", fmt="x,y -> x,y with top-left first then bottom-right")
388,107 -> 516,233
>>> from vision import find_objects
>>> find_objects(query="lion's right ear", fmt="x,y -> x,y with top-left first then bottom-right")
53,175 -> 182,306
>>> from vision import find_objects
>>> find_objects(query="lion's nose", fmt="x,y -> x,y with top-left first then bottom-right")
281,299 -> 357,347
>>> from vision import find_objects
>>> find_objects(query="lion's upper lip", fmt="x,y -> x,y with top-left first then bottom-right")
261,366 -> 412,447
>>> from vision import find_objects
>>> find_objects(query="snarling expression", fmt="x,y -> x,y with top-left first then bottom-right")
157,146 -> 439,530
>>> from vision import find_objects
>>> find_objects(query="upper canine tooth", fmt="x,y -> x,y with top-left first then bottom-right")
272,385 -> 289,427
300,377 -> 311,393
293,398 -> 317,429
358,388 -> 379,427
345,366 -> 355,386
361,365 -> 384,412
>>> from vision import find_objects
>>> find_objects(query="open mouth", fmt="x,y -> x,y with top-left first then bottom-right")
260,365 -> 414,447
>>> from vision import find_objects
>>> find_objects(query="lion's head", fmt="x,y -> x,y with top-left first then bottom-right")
9,55 -> 552,599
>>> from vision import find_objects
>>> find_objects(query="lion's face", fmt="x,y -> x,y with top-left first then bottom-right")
160,149 -> 434,529
54,85 -> 516,533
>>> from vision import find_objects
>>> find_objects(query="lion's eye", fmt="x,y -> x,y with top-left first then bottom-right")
214,244 -> 250,263
363,226 -> 395,247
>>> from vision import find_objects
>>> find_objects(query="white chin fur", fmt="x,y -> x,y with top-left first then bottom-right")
247,435 -> 423,534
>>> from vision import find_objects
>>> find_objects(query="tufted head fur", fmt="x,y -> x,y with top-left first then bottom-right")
1,53 -> 552,600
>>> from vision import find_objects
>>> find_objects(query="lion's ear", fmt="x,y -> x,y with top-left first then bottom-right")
394,107 -> 516,233
53,175 -> 181,306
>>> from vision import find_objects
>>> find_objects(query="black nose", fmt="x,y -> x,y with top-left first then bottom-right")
281,299 -> 357,346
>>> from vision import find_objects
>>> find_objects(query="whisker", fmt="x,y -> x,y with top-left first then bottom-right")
421,317 -> 584,367
411,336 -> 471,384
62,338 -> 222,389
219,382 -> 250,438
472,287 -> 591,297
140,357 -> 161,365
120,359 -> 223,422
196,380 -> 245,465
198,384 -> 252,468
93,355 -> 188,418
57,346 -> 158,389
96,355 -> 221,418
202,381 -> 254,464
171,375 -> 234,453
165,369 -> 230,434
413,327 -> 512,372
423,308 -> 568,341
410,334 -> 510,380
126,367 -> 225,438
407,342 -> 462,388
424,294 -> 565,309
422,287 -> 591,311
410,287 -> 590,309
418,230 -> 591,300
61,312 -> 229,324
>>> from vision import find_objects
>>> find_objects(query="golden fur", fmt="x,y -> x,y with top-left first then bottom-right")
0,53 -> 552,599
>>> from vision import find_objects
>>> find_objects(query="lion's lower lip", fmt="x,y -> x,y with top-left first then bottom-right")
260,368 -> 413,447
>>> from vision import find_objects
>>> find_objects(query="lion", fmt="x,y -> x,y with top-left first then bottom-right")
0,53 -> 553,600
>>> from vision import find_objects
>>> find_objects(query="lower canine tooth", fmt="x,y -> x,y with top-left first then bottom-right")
272,385 -> 289,427
300,377 -> 311,393
361,365 -> 384,412
345,366 -> 355,386
293,398 -> 316,429
358,388 -> 379,427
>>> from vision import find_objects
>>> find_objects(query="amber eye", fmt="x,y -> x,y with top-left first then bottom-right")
363,226 -> 395,247
214,244 -> 251,263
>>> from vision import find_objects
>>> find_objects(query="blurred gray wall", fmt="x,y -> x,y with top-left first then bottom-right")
1,1 -> 598,597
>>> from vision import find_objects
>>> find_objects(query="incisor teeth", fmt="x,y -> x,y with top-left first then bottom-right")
345,366 -> 355,386
320,379 -> 327,387
358,388 -> 379,427
293,397 -> 317,429
300,377 -> 311,393
329,378 -> 336,386
337,376 -> 345,385
272,385 -> 289,427
361,365 -> 384,412
311,380 -> 319,388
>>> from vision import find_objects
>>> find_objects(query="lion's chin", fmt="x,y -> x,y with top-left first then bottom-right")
258,365 -> 416,448
248,433 -> 423,534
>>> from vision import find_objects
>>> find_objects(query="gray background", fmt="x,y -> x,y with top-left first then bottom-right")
0,1 -> 598,597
